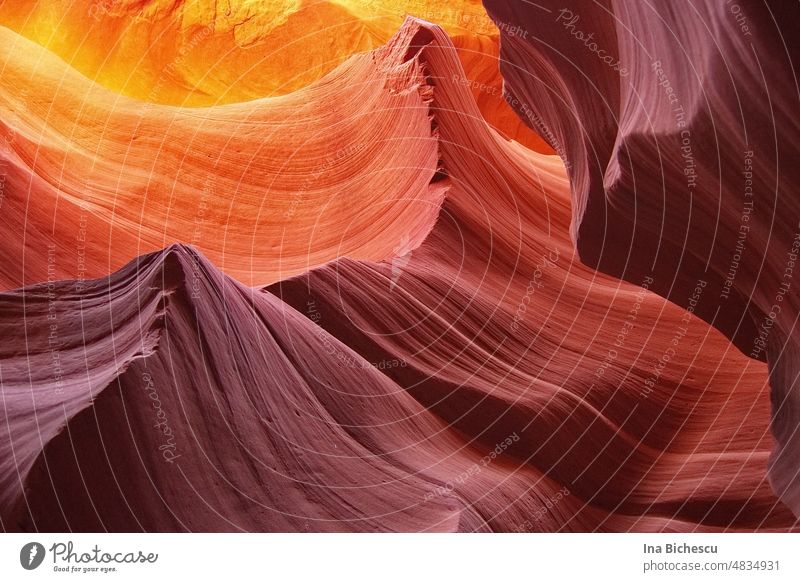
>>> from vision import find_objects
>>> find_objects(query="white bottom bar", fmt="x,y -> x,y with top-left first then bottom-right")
1,533 -> 797,581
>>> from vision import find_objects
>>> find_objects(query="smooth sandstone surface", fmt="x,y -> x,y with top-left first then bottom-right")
1,15 -> 797,531
484,0 -> 800,513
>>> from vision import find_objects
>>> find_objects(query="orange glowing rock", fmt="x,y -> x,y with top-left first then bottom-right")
0,1 -> 495,104
1,17 -> 794,532
0,24 -> 444,288
0,0 -> 542,146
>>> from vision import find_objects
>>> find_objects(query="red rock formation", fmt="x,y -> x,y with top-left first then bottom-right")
0,25 -> 443,289
2,239 -> 792,531
0,0 -> 496,106
1,17 -> 796,532
484,0 -> 800,514
2,246 -> 474,531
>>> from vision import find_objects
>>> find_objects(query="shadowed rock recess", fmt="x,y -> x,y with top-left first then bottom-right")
484,0 -> 800,515
0,3 -> 798,531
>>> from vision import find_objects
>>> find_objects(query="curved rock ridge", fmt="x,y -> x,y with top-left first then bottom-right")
1,240 -> 792,532
1,245 -> 479,532
0,1 -> 548,151
0,0 -> 494,105
483,0 -> 800,514
269,20 -> 795,531
0,12 -> 797,532
0,23 -> 443,290
0,252 -> 165,517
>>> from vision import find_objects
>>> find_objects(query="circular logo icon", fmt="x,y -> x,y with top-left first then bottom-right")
20,542 -> 46,570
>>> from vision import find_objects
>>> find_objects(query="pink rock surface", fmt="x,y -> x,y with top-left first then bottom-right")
484,0 -> 800,514
1,18 -> 796,531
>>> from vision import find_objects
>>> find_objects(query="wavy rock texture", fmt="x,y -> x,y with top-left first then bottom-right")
0,0 -> 545,149
483,0 -> 800,513
0,1 -> 552,291
0,0 -> 494,104
1,239 -> 791,531
0,24 -> 445,289
2,246 -> 475,532
1,14 -> 797,532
